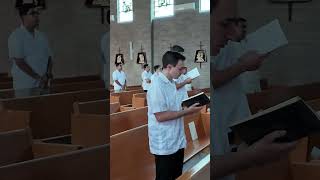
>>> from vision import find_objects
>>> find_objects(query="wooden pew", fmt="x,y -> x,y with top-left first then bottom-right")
0,110 -> 30,132
51,75 -> 101,84
0,128 -> 82,167
0,129 -> 33,166
247,82 -> 320,114
0,80 -> 106,99
110,89 -> 144,105
291,162 -> 320,180
0,144 -> 108,180
236,138 -> 312,180
0,75 -> 101,90
51,80 -> 105,93
0,82 -> 12,90
110,111 -> 210,180
120,104 -> 136,111
73,99 -> 108,115
0,88 -> 108,139
178,154 -> 210,180
71,113 -> 109,147
110,85 -> 142,92
132,93 -> 147,108
110,102 -> 120,114
187,88 -> 210,97
184,112 -> 210,161
110,107 -> 147,135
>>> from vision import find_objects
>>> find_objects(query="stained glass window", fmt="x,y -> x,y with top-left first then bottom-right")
118,0 -> 133,23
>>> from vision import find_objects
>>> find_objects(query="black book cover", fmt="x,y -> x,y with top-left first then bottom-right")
181,92 -> 210,107
230,97 -> 320,145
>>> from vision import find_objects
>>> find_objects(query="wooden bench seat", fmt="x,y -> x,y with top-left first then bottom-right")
132,93 -> 147,108
178,154 -> 210,180
110,107 -> 147,135
73,99 -> 108,115
0,110 -> 30,132
71,113 -> 109,147
0,88 -> 108,139
0,128 -> 82,167
110,102 -> 120,114
247,82 -> 320,114
0,144 -> 108,180
111,111 -> 210,180
110,89 -> 144,105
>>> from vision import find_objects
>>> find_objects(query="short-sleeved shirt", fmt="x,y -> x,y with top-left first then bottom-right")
141,70 -> 152,91
147,73 -> 186,155
151,72 -> 160,83
174,74 -> 189,103
112,70 -> 126,91
211,41 -> 251,155
101,32 -> 109,86
8,25 -> 53,90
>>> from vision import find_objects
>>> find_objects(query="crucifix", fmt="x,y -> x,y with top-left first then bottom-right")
195,41 -> 207,69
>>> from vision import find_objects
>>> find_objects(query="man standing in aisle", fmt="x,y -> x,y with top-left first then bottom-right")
8,3 -> 53,97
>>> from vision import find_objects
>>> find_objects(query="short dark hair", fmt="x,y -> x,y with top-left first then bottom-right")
17,3 -> 36,17
162,51 -> 185,68
154,65 -> 160,71
170,45 -> 184,53
115,63 -> 122,67
143,64 -> 149,69
221,17 -> 247,27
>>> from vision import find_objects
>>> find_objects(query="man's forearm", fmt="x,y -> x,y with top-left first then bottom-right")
176,81 -> 187,90
14,59 -> 40,80
211,62 -> 245,89
115,80 -> 122,87
154,109 -> 189,122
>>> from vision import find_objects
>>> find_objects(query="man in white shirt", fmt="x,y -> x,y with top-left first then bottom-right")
141,64 -> 152,92
148,51 -> 203,180
101,10 -> 110,88
150,65 -> 161,83
8,4 -> 53,97
211,1 -> 296,179
112,63 -> 126,92
174,67 -> 192,103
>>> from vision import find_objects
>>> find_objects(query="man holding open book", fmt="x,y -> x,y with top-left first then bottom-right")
147,51 -> 203,180
211,1 -> 296,179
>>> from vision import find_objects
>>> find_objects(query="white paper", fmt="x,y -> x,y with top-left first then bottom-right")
188,121 -> 198,141
186,68 -> 200,79
242,19 -> 288,54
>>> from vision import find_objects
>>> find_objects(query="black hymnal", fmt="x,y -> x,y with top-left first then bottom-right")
181,92 -> 210,107
230,97 -> 320,145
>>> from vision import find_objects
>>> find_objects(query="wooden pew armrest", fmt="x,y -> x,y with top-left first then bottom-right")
32,141 -> 83,158
178,154 -> 210,180
184,137 -> 210,162
291,162 -> 320,180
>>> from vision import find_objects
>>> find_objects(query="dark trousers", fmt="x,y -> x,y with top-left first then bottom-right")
144,90 -> 148,92
154,149 -> 184,180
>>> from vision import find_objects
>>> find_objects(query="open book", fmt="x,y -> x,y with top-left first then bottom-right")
242,19 -> 288,54
181,92 -> 210,107
230,97 -> 320,145
185,68 -> 200,80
